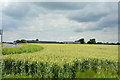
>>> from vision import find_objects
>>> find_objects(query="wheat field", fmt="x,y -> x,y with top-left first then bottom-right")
2,44 -> 118,66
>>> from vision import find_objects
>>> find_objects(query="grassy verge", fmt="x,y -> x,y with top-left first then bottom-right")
3,43 -> 8,47
2,44 -> 43,55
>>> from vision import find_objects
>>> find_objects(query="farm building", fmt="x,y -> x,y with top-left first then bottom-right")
20,40 -> 80,44
26,40 -> 59,44
63,42 -> 80,44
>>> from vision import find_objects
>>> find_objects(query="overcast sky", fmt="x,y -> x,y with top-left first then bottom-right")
1,2 -> 118,42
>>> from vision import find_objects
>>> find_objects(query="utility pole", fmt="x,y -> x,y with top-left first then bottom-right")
0,29 -> 3,48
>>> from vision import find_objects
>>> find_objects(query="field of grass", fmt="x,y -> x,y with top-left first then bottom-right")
2,44 -> 43,55
0,43 -> 8,47
1,43 -> 119,78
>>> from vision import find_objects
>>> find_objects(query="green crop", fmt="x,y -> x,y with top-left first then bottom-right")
2,44 -> 118,65
2,44 -> 43,55
1,43 -> 119,78
2,58 -> 118,78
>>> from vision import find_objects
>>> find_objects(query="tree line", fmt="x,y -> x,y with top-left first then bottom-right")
13,38 -> 120,45
75,38 -> 120,45
75,38 -> 96,44
15,39 -> 39,43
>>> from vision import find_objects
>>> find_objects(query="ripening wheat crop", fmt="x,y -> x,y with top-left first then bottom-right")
1,43 -> 119,78
2,44 -> 118,66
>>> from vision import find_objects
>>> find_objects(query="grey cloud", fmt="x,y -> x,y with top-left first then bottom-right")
73,2 -> 118,32
74,26 -> 102,32
98,14 -> 118,28
33,2 -> 87,10
3,3 -> 31,19
2,14 -> 29,31
2,2 -> 47,31
69,13 -> 108,22
74,16 -> 118,32
3,2 -> 46,20
68,3 -> 113,22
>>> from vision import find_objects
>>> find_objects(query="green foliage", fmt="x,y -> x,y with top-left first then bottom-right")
36,39 -> 39,41
87,38 -> 96,44
2,45 -> 43,55
75,70 -> 95,78
16,40 -> 21,43
75,38 -> 85,44
2,58 -> 118,78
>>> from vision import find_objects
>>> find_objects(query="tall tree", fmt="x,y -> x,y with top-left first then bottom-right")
75,38 -> 85,44
87,38 -> 96,44
36,39 -> 39,41
21,39 -> 27,43
16,40 -> 20,43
